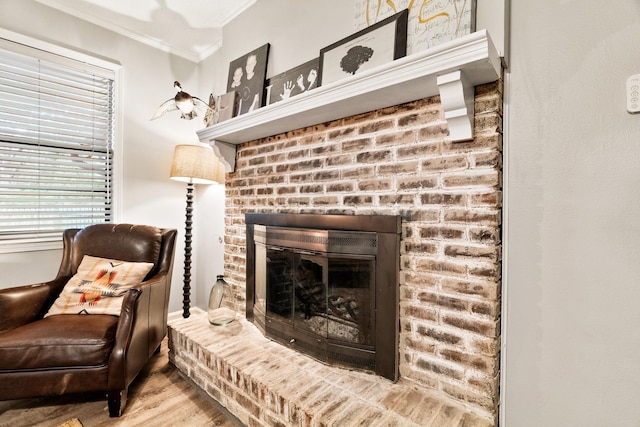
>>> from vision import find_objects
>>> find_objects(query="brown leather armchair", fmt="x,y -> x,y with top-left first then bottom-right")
0,223 -> 177,417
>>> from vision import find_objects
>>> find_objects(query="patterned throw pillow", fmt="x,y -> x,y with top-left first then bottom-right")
45,255 -> 154,317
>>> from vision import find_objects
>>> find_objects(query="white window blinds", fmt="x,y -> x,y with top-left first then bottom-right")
0,41 -> 115,246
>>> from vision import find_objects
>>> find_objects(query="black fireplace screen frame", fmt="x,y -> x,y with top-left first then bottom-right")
245,213 -> 400,381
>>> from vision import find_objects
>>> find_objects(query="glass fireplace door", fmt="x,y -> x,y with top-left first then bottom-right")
265,245 -> 375,349
247,215 -> 400,380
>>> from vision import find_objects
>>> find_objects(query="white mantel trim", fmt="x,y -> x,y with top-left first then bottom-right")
198,29 -> 501,171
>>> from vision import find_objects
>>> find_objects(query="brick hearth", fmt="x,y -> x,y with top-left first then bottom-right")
168,309 -> 493,426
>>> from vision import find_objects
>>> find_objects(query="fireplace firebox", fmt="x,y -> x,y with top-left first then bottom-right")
245,213 -> 400,381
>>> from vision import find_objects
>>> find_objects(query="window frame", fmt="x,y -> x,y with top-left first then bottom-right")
0,29 -> 123,254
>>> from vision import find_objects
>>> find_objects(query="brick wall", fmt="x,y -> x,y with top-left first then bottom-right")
221,80 -> 503,421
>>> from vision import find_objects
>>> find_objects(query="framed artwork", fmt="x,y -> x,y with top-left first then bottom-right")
226,43 -> 270,116
265,58 -> 319,106
318,9 -> 407,86
353,0 -> 476,54
215,91 -> 239,123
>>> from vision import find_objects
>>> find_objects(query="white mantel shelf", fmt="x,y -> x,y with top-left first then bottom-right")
197,30 -> 501,172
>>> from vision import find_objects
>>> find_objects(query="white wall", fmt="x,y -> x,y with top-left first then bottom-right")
197,0 -> 353,97
505,0 -> 640,425
0,0 -> 218,313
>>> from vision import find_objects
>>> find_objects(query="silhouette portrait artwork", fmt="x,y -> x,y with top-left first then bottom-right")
318,9 -> 407,85
340,46 -> 374,75
226,43 -> 270,116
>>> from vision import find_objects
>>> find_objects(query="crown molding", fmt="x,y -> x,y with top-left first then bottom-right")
34,0 -> 253,62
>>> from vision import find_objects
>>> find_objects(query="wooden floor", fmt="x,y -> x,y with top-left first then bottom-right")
0,339 -> 242,427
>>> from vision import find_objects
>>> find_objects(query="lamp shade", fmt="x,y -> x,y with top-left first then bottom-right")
170,144 -> 223,185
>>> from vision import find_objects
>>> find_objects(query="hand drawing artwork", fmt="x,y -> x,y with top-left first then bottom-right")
354,0 -> 476,54
265,58 -> 319,105
226,44 -> 270,116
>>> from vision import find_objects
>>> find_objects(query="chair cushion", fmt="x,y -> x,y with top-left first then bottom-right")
44,255 -> 153,317
0,314 -> 119,371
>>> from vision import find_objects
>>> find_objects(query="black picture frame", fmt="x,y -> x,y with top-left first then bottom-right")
226,43 -> 270,116
318,9 -> 408,86
265,58 -> 319,106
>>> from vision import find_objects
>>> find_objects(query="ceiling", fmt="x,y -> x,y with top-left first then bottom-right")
35,0 -> 257,62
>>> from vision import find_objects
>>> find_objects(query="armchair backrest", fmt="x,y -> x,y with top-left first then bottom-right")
57,224 -> 172,280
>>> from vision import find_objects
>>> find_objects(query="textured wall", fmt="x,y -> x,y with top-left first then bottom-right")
505,0 -> 640,425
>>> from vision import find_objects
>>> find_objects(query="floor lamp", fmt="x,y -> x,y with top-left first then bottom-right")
170,144 -> 224,318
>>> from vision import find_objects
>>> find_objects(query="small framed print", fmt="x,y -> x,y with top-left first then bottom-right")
265,58 -> 319,106
216,91 -> 239,123
226,43 -> 270,116
318,9 -> 407,86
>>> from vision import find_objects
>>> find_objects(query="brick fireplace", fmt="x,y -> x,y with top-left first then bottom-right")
170,78 -> 502,425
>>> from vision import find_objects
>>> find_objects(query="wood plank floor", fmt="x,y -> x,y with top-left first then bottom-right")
0,339 -> 242,427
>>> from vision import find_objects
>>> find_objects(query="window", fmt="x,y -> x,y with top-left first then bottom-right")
0,34 -> 118,251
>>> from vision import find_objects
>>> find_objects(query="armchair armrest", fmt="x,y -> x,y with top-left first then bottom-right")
107,272 -> 170,391
0,277 -> 69,335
